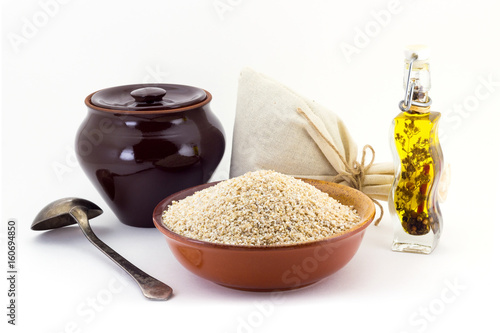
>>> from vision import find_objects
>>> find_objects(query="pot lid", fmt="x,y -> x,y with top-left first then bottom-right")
89,84 -> 207,111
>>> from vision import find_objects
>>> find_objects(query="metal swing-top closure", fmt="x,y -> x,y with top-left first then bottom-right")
399,51 -> 433,112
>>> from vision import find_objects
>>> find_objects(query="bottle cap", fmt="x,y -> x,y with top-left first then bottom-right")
404,45 -> 430,61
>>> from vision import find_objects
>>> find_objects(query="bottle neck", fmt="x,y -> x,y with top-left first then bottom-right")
407,105 -> 431,114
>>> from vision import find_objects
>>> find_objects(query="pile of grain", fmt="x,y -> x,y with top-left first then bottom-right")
161,170 -> 361,246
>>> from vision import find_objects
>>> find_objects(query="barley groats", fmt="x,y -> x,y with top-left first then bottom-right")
162,170 -> 361,246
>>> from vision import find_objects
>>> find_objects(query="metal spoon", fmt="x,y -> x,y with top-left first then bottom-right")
31,197 -> 173,300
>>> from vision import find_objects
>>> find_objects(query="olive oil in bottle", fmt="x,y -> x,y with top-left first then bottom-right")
389,45 -> 443,254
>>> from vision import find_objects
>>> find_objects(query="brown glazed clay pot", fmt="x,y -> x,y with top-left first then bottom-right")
76,84 -> 225,227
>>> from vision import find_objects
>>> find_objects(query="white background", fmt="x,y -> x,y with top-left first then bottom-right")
2,0 -> 499,332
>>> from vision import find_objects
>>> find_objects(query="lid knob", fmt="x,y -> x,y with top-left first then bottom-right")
130,87 -> 167,103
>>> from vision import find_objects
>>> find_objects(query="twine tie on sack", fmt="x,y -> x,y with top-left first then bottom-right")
297,108 -> 384,225
331,145 -> 375,191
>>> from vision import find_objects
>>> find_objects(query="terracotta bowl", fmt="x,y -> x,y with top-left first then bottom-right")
153,179 -> 375,291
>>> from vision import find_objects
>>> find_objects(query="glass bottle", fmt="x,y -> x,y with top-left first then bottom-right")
389,45 -> 443,254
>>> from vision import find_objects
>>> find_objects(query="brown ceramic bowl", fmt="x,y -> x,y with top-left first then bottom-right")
153,179 -> 375,291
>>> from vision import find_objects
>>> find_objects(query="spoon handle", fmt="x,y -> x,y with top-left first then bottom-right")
70,207 -> 173,300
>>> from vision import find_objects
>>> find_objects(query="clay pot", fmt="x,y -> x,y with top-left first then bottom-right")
76,84 -> 225,227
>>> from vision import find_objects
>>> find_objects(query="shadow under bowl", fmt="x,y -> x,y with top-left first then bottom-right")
153,179 -> 375,291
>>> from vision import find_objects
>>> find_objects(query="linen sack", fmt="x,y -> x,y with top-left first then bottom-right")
230,68 -> 394,202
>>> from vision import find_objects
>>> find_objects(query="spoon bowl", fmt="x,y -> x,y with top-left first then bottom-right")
31,198 -> 102,230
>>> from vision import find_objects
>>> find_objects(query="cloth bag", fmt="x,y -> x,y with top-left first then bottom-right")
230,68 -> 394,204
